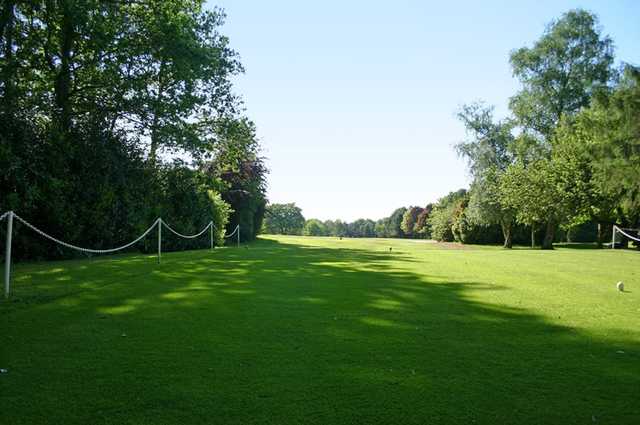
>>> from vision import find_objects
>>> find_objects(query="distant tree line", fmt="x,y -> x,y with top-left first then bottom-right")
262,203 -> 435,239
0,1 -> 267,260
264,10 -> 639,250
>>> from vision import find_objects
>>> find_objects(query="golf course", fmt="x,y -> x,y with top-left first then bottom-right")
2,3 -> 640,423
2,236 -> 638,424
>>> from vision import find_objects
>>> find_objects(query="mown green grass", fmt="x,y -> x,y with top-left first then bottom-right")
1,236 -> 639,424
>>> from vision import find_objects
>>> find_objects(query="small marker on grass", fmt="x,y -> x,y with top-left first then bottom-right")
616,281 -> 624,292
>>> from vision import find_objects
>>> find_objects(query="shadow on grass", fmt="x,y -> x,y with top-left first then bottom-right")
1,237 -> 639,424
509,242 -> 639,251
554,242 -> 602,250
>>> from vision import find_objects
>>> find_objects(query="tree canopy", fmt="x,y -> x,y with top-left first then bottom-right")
263,203 -> 305,235
0,1 -> 266,258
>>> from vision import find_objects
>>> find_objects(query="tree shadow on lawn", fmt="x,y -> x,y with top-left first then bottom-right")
554,243 -> 602,250
1,239 -> 639,425
3,253 -> 165,307
554,243 -> 640,252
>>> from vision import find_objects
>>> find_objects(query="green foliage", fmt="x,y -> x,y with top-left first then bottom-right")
428,208 -> 453,242
156,162 -> 232,251
456,102 -> 514,174
263,203 -> 305,235
0,118 -> 154,259
451,206 -> 503,245
324,220 -> 347,237
579,65 -> 640,225
499,155 -> 590,248
0,1 -> 265,259
428,190 -> 467,242
456,102 -> 516,247
503,9 -> 617,247
204,118 -> 268,242
374,219 -> 388,238
509,9 -> 615,139
0,1 -> 241,154
303,219 -> 327,236
449,9 -> 620,248
401,207 -> 423,238
386,207 -> 407,238
207,190 -> 233,246
346,219 -> 376,238
414,205 -> 433,238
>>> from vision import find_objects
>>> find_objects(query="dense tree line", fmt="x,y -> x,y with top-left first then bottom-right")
263,203 -> 435,239
0,1 -> 267,259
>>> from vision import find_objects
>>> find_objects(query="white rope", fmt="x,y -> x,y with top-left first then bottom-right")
162,220 -> 212,239
13,213 -> 160,254
613,225 -> 640,242
0,211 -> 9,222
223,225 -> 239,238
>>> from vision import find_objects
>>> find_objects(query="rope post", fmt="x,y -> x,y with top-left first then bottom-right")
612,226 -> 616,249
237,225 -> 240,248
4,211 -> 13,298
210,222 -> 214,251
158,218 -> 162,263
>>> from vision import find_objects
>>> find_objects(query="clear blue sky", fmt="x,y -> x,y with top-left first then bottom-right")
207,0 -> 640,221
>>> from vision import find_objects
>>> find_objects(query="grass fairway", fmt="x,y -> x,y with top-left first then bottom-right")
1,236 -> 639,424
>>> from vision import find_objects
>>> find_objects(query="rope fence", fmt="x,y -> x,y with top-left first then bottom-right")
14,214 -> 161,254
162,220 -> 212,240
612,225 -> 640,248
0,211 -> 240,298
224,224 -> 240,248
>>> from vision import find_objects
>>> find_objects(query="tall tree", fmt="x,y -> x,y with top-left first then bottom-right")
553,64 -> 640,242
456,102 -> 516,248
204,118 -> 267,241
500,157 -> 588,248
0,2 -> 264,258
428,190 -> 467,242
586,65 -> 640,227
414,204 -> 433,238
386,207 -> 407,238
509,9 -> 615,140
401,206 -> 423,238
333,220 -> 347,237
123,1 -> 242,162
507,9 -> 615,248
374,218 -> 387,238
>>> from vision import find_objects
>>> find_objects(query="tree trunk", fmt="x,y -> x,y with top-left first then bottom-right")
149,113 -> 160,163
501,220 -> 513,249
542,220 -> 555,250
531,226 -> 535,248
54,1 -> 74,135
596,222 -> 605,248
148,60 -> 167,165
1,0 -> 15,113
